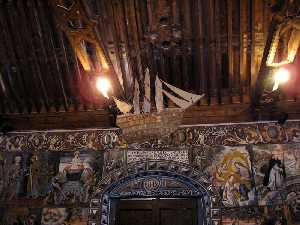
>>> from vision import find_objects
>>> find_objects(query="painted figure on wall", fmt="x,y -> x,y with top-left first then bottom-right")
41,208 -> 88,225
0,153 -> 5,196
212,146 -> 255,207
286,190 -> 300,225
7,155 -> 25,200
283,144 -> 300,176
293,149 -> 300,170
0,208 -> 42,225
263,157 -> 286,191
42,208 -> 67,225
0,152 -> 53,202
60,151 -> 94,203
253,144 -> 288,205
222,175 -> 240,206
45,150 -> 100,205
103,149 -> 124,176
25,154 -> 44,198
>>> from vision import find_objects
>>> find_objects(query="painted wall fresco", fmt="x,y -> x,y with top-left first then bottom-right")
0,149 -> 104,207
203,146 -> 255,207
0,207 -> 89,225
0,121 -> 300,225
103,149 -> 125,176
252,144 -> 286,206
0,144 -> 299,224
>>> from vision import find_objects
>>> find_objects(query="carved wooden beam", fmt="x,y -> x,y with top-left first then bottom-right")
3,1 -> 40,113
251,0 -> 267,91
239,0 -> 251,103
18,0 -> 51,112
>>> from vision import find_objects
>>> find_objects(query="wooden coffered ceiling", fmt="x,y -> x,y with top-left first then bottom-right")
0,0 -> 300,130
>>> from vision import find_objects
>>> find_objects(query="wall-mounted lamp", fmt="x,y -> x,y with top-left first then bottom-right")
96,77 -> 112,99
272,67 -> 290,91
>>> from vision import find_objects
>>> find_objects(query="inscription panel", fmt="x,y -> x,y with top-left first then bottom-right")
127,150 -> 189,164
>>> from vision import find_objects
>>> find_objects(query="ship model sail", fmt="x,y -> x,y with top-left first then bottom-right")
113,68 -> 204,142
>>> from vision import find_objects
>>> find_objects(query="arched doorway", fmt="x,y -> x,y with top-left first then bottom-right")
89,160 -> 220,225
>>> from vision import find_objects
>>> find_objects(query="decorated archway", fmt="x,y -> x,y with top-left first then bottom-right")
89,160 -> 221,225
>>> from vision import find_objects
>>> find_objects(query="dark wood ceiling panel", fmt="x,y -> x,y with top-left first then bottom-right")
1,0 -> 300,129
91,0 -> 259,106
0,0 -> 116,116
1,2 -> 36,113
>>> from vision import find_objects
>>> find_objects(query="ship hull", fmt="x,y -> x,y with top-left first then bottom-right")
116,109 -> 184,143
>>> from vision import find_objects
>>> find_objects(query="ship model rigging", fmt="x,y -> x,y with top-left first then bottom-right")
112,69 -> 204,143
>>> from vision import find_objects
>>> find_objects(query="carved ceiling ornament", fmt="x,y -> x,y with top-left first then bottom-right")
267,18 -> 300,67
266,0 -> 300,67
253,0 -> 300,108
50,0 -> 109,72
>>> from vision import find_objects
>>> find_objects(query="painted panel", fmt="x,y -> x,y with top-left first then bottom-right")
0,207 -> 89,225
0,149 -> 104,206
203,146 -> 255,207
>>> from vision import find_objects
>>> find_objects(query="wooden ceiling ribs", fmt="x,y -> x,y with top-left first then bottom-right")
1,1 -> 34,113
207,0 -> 218,105
57,30 -> 76,109
39,0 -> 70,111
0,24 -> 21,113
12,1 -> 44,113
125,0 -> 144,84
250,0 -> 270,90
119,0 -> 135,94
81,0 -> 125,97
213,0 -> 222,104
193,0 -> 207,104
239,0 -> 251,103
18,0 -> 50,112
36,0 -> 68,111
29,0 -> 57,112
1,0 -> 300,130
182,0 -> 192,91
106,0 -> 129,98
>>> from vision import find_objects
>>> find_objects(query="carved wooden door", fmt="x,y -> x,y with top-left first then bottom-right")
115,198 -> 197,225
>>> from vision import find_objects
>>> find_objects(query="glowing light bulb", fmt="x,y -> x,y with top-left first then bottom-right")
272,68 -> 290,91
96,77 -> 111,99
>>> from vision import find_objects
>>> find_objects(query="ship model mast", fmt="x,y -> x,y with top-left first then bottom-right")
113,68 -> 204,143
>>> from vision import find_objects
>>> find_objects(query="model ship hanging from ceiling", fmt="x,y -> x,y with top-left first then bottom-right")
112,68 -> 204,142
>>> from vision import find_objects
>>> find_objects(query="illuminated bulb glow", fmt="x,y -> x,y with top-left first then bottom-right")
96,77 -> 111,99
272,68 -> 290,91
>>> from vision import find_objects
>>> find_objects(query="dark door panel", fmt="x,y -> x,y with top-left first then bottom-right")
115,198 -> 197,225
160,208 -> 194,225
119,209 -> 153,225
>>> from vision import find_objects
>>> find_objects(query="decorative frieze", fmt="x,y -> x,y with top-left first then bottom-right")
1,121 -> 300,151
